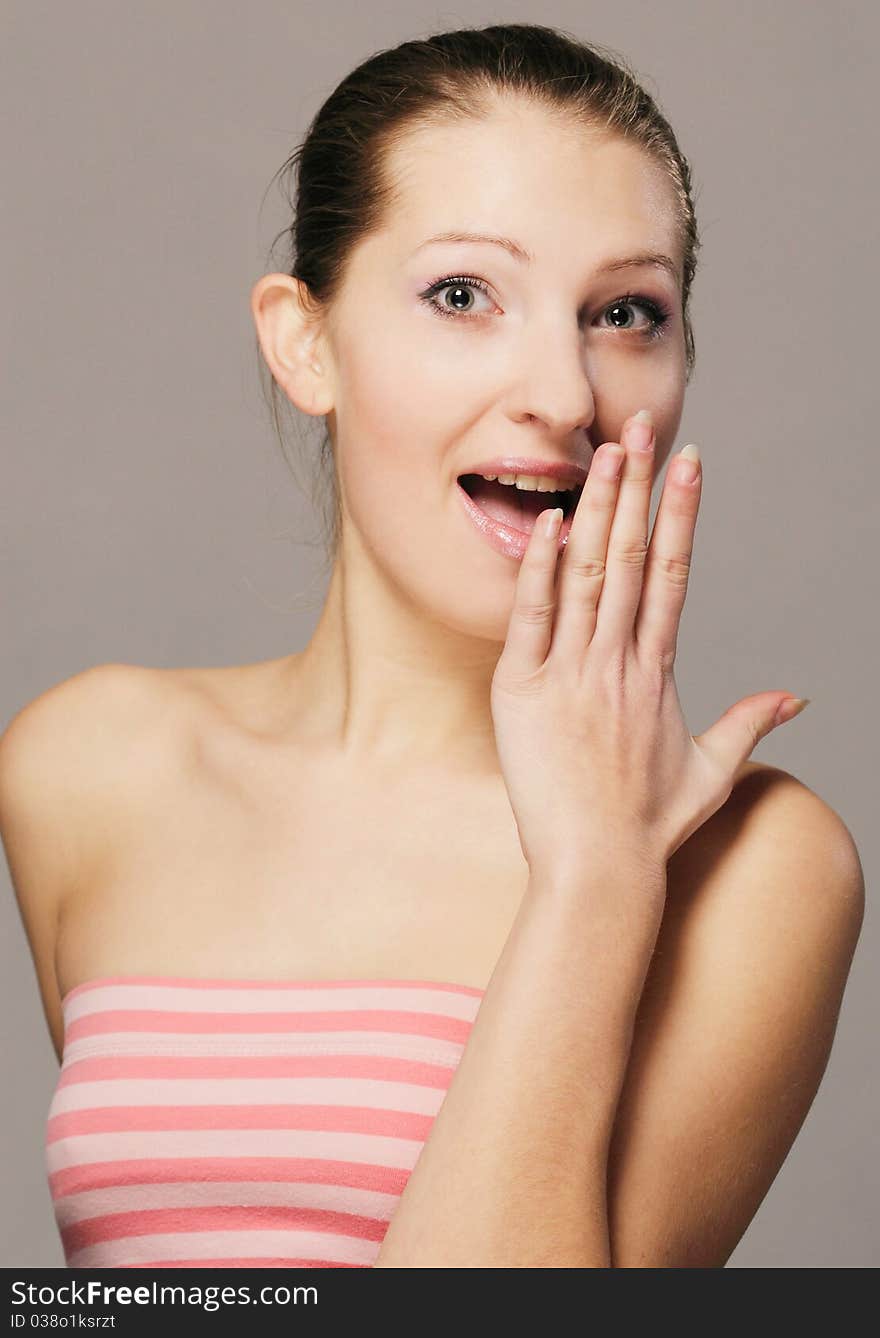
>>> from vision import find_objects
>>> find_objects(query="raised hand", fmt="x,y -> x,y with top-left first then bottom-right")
490,410 -> 809,880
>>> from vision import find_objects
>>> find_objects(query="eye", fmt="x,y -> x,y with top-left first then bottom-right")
597,293 -> 672,341
418,274 -> 496,321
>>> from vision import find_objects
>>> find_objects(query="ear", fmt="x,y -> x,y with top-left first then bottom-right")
250,273 -> 335,417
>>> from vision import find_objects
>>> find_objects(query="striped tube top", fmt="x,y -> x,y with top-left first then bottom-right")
47,975 -> 485,1268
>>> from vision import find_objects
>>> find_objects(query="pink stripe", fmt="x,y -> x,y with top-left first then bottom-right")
49,1155 -> 412,1199
49,1103 -> 432,1142
62,1204 -> 387,1254
121,1257 -> 366,1268
57,1052 -> 456,1087
62,974 -> 485,1006
65,1007 -> 472,1044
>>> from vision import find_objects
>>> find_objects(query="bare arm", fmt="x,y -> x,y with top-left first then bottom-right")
374,853 -> 667,1267
0,663 -> 167,1061
0,668 -> 109,1060
604,772 -> 864,1266
377,410 -> 810,1268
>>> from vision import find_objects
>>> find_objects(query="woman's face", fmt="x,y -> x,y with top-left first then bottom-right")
318,99 -> 688,643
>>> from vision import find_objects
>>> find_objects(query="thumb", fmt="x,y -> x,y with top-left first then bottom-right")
695,692 -> 811,776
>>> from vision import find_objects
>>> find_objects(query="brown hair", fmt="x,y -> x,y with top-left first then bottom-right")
258,22 -> 701,567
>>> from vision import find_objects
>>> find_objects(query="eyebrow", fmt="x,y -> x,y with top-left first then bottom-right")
411,231 -> 679,283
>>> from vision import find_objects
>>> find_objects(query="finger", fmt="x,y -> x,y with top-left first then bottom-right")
695,691 -> 811,780
590,411 -> 657,652
498,506 -> 564,677
634,443 -> 702,665
549,442 -> 625,661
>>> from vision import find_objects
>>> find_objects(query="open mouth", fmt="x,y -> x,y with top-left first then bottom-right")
456,474 -> 583,535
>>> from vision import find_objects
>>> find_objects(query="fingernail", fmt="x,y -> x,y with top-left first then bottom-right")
628,409 -> 654,451
774,696 -> 812,726
675,443 -> 701,484
543,507 -> 563,538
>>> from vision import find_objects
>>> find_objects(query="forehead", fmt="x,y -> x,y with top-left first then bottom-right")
380,99 -> 681,261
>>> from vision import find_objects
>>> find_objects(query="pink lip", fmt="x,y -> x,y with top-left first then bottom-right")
458,457 -> 589,488
456,479 -> 574,561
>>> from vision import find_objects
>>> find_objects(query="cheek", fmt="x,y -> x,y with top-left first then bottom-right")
331,311 -> 485,539
333,331 -> 438,555
331,334 -> 515,640
598,351 -> 685,472
652,381 -> 687,474
336,321 -> 430,468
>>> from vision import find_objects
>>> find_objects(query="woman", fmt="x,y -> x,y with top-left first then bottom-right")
1,24 -> 863,1268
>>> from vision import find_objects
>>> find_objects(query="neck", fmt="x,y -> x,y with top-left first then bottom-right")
287,534 -> 504,775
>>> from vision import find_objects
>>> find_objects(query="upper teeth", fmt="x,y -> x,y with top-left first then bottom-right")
480,473 -> 579,492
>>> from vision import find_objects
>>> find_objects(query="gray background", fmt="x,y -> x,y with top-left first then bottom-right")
2,0 -> 876,1267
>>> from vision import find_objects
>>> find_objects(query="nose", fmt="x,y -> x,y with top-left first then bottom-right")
506,324 -> 596,442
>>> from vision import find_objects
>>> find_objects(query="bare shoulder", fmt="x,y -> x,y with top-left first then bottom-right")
0,656 -> 288,912
0,660 -> 239,893
706,758 -> 861,886
0,662 -> 184,825
670,757 -> 864,927
0,653 -> 295,925
0,663 -> 200,1046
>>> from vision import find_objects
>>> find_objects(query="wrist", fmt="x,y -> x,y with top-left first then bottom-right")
519,855 -> 667,1036
525,847 -> 668,957
527,845 -> 668,901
